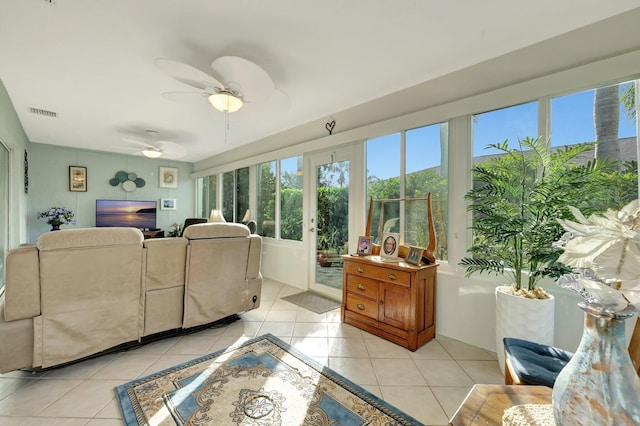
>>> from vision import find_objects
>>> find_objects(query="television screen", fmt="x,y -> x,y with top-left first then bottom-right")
95,200 -> 157,229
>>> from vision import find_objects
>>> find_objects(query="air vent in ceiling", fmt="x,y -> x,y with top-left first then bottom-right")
28,107 -> 57,118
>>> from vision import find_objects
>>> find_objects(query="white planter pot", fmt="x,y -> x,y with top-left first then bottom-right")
495,285 -> 555,374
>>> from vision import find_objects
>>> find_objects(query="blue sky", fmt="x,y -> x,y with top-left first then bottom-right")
367,85 -> 637,180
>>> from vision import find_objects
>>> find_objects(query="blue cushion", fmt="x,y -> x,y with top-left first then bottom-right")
503,337 -> 574,388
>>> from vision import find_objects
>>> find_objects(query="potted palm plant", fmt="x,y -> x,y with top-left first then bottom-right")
459,136 -> 612,372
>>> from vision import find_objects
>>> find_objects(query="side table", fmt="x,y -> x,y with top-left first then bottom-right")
449,384 -> 552,426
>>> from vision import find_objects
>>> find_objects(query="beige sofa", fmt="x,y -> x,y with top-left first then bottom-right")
0,223 -> 262,373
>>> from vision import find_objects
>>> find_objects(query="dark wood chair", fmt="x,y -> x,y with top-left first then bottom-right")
179,218 -> 208,237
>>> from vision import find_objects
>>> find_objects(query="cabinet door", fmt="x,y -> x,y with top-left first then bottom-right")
379,282 -> 411,330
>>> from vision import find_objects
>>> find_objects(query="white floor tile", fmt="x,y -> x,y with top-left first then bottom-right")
371,358 -> 427,386
0,280 -> 499,425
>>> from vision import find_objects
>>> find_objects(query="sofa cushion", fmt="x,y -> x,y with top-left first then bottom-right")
37,227 -> 143,251
503,337 -> 574,388
183,222 -> 249,239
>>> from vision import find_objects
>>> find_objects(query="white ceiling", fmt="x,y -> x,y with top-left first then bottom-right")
1,1 -> 639,163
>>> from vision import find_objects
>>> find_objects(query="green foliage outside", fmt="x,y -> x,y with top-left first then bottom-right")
281,188 -> 302,240
317,186 -> 349,252
459,136 -> 637,292
367,169 -> 448,260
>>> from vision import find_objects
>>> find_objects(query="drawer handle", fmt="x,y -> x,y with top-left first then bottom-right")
356,267 -> 365,273
356,303 -> 365,310
357,283 -> 366,291
388,273 -> 397,280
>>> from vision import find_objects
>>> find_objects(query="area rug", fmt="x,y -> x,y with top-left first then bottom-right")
280,291 -> 341,314
115,334 -> 422,425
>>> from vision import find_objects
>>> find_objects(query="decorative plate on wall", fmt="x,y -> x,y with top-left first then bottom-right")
110,170 -> 145,191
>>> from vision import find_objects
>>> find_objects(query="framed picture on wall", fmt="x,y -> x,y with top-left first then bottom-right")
160,198 -> 176,210
69,166 -> 87,192
159,166 -> 178,188
381,232 -> 400,262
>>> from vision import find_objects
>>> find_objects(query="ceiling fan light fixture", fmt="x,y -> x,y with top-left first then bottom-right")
209,91 -> 243,113
142,149 -> 162,158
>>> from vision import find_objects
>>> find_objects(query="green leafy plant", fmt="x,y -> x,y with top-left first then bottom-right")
166,222 -> 184,237
459,136 -> 619,296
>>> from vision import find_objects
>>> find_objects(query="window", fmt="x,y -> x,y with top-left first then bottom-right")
196,175 -> 217,219
551,80 -> 638,210
405,123 -> 448,260
472,101 -> 538,161
280,156 -> 303,241
366,134 -> 400,244
221,167 -> 249,222
366,124 -> 449,260
256,161 -> 276,237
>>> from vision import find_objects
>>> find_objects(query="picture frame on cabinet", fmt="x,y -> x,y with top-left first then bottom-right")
406,246 -> 424,265
357,235 -> 372,256
381,232 -> 400,262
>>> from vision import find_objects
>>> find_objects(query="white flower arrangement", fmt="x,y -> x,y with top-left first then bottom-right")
37,206 -> 77,227
555,199 -> 640,315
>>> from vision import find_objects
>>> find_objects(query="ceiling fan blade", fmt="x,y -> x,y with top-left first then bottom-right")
156,140 -> 187,159
267,88 -> 291,111
156,58 -> 223,91
210,56 -> 274,102
161,91 -> 210,104
122,138 -> 155,149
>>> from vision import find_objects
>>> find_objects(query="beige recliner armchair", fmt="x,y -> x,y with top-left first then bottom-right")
1,228 -> 144,370
182,222 -> 262,328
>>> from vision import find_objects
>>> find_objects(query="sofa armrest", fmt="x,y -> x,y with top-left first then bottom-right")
246,235 -> 262,280
4,246 -> 40,321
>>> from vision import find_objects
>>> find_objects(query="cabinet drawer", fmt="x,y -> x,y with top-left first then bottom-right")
345,293 -> 378,320
346,275 -> 379,299
345,262 -> 410,286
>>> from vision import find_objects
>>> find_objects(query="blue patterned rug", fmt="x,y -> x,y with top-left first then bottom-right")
115,334 -> 422,425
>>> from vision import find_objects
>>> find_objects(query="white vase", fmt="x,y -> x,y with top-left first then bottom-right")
552,303 -> 640,425
495,285 -> 555,374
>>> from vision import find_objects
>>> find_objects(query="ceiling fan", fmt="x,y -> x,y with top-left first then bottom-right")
155,56 -> 285,114
117,130 -> 187,159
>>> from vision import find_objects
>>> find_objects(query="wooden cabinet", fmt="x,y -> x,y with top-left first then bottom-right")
341,255 -> 437,351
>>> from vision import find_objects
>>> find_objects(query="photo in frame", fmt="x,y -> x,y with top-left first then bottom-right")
357,235 -> 372,256
406,246 -> 424,265
159,166 -> 178,188
160,198 -> 176,210
381,232 -> 400,262
69,166 -> 87,192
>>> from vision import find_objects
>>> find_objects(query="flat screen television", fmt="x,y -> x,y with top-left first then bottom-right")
95,199 -> 157,229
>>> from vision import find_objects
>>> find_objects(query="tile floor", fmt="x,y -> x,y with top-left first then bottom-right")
0,279 -> 503,425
